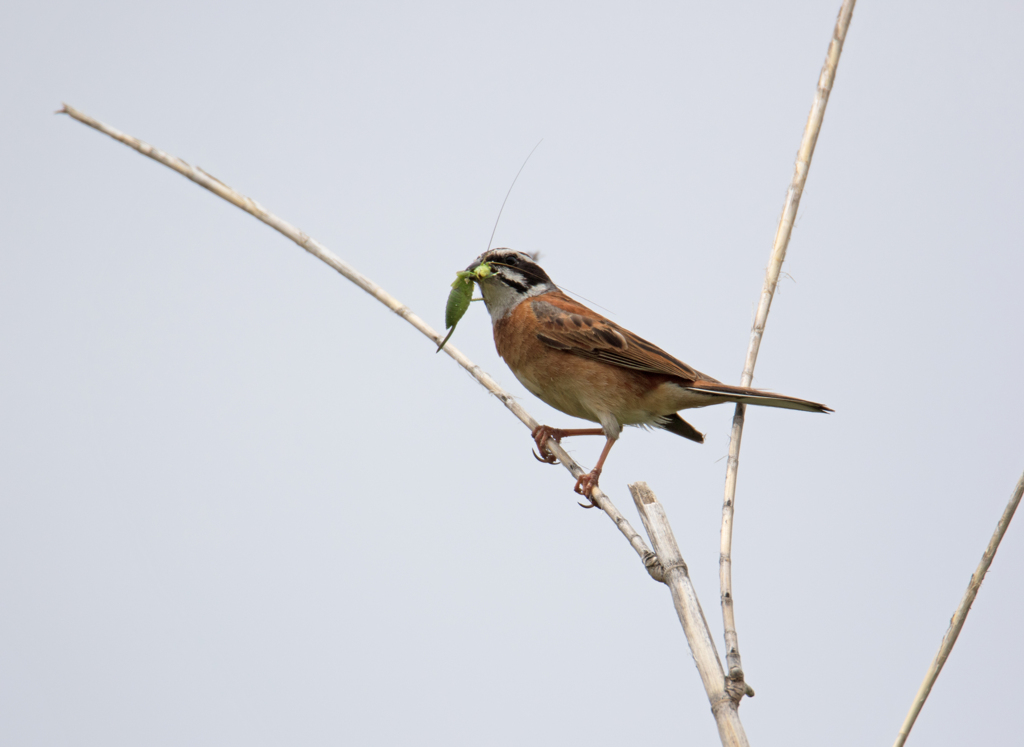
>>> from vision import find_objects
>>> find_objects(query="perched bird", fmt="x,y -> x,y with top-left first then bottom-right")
468,248 -> 831,501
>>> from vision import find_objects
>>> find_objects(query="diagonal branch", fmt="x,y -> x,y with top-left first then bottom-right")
892,470 -> 1024,747
718,0 -> 857,702
57,104 -> 663,580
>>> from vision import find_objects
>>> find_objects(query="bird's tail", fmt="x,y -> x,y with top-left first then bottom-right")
685,380 -> 833,414
657,413 -> 705,443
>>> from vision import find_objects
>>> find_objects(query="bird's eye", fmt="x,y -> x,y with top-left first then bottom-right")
505,255 -> 519,266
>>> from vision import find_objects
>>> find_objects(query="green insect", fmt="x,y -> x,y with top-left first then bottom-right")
436,262 -> 492,352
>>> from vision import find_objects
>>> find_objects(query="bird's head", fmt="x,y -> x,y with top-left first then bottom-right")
468,248 -> 556,322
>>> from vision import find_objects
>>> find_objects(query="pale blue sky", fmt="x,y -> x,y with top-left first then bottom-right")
1,2 -> 1022,745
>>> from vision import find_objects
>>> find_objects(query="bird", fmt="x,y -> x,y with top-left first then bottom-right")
467,248 -> 831,503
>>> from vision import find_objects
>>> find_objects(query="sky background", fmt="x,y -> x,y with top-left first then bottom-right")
2,1 -> 1022,745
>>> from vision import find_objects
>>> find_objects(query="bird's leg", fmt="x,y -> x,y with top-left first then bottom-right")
531,426 -> 605,464
574,435 -> 617,508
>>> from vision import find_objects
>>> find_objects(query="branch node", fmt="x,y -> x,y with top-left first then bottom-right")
642,551 -> 666,583
725,669 -> 752,705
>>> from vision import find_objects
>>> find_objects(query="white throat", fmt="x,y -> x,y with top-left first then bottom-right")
479,275 -> 553,324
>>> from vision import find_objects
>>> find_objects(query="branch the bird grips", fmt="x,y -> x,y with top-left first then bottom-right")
436,262 -> 493,352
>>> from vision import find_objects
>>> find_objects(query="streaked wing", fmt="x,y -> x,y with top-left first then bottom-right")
529,298 -> 710,382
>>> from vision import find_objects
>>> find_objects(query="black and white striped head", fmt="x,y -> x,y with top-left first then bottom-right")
468,248 -> 556,322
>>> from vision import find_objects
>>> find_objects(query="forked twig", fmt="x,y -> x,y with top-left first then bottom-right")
719,0 -> 856,701
892,471 -> 1024,747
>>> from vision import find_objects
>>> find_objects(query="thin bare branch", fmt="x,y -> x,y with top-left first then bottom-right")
719,0 -> 857,695
57,104 -> 662,578
629,482 -> 748,747
893,470 -> 1024,747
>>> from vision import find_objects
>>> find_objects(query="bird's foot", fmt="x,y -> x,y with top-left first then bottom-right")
531,425 -> 564,464
573,469 -> 602,508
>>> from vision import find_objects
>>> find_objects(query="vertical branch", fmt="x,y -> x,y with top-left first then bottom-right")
630,482 -> 748,747
719,0 -> 857,699
892,471 -> 1024,747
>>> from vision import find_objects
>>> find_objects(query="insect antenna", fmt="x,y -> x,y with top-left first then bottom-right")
485,144 -> 614,315
556,287 -> 614,315
487,139 -> 543,252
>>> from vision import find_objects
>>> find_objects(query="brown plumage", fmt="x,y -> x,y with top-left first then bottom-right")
469,249 -> 831,500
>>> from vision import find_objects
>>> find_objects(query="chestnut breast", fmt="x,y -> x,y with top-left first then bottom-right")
492,296 -> 702,426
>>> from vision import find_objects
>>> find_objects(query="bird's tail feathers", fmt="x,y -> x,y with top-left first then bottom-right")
686,381 -> 832,414
656,413 -> 706,443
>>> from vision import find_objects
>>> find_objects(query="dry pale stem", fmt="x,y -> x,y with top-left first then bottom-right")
892,471 -> 1024,747
718,0 -> 857,698
630,482 -> 748,747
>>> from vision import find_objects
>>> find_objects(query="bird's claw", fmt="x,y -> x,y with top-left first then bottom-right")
531,425 -> 562,465
573,470 -> 601,508
531,425 -> 604,508
532,448 -> 558,464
